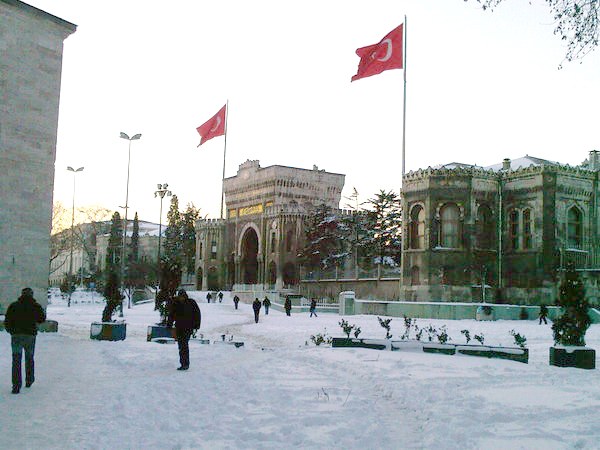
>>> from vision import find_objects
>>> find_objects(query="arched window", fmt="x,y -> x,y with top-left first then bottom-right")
440,203 -> 460,248
523,208 -> 533,249
409,205 -> 425,249
410,266 -> 420,285
476,204 -> 493,249
509,210 -> 519,250
567,207 -> 582,249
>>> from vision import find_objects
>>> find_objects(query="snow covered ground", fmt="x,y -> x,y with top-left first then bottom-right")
2,290 -> 599,450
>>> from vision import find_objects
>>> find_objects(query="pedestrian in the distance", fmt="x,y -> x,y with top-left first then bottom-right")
168,289 -> 201,371
206,292 -> 212,303
252,298 -> 262,323
4,288 -> 46,394
538,304 -> 549,325
263,296 -> 271,315
233,295 -> 240,310
309,298 -> 318,317
218,291 -> 223,303
284,296 -> 292,317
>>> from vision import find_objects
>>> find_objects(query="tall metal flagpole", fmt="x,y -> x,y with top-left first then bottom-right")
220,100 -> 229,219
399,16 -> 407,299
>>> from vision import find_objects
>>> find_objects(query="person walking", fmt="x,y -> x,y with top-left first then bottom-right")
167,289 -> 201,371
218,291 -> 223,303
263,296 -> 271,315
252,298 -> 262,323
233,295 -> 240,310
284,296 -> 292,317
206,292 -> 212,303
309,298 -> 318,317
538,304 -> 549,325
4,288 -> 46,394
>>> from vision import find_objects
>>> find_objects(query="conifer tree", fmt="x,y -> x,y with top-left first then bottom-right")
164,195 -> 182,265
298,204 -> 346,271
364,190 -> 402,267
181,203 -> 201,276
105,211 -> 122,273
130,212 -> 139,263
552,262 -> 591,346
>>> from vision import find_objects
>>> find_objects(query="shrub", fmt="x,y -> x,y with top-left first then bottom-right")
401,315 -> 414,340
460,329 -> 471,344
509,329 -> 527,349
377,316 -> 393,339
474,333 -> 485,345
437,326 -> 450,344
339,319 -> 356,339
425,324 -> 437,342
353,326 -> 362,338
311,332 -> 332,346
552,262 -> 591,346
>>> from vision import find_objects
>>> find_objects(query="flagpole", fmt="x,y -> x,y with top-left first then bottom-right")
220,100 -> 229,219
399,15 -> 407,300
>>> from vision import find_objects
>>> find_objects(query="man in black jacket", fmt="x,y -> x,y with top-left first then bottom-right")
167,289 -> 201,371
4,288 -> 46,394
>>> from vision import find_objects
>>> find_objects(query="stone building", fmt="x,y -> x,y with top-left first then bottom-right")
0,1 -> 76,311
195,160 -> 345,290
400,152 -> 600,305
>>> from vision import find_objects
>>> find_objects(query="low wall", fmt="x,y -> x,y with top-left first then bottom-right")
299,279 -> 399,301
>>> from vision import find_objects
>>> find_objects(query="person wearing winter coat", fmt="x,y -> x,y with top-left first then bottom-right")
4,288 -> 46,394
284,296 -> 292,316
167,289 -> 201,371
252,298 -> 262,323
206,292 -> 212,303
309,298 -> 318,317
218,291 -> 223,303
263,297 -> 271,315
233,295 -> 240,310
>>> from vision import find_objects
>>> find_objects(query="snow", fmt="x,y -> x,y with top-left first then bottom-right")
2,291 -> 600,449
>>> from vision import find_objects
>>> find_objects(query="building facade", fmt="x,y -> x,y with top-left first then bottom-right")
195,160 -> 345,290
400,152 -> 600,305
0,1 -> 76,311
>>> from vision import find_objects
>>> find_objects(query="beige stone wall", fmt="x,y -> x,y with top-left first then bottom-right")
0,1 -> 75,311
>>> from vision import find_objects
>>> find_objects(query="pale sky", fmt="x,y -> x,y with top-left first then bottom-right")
28,0 -> 600,224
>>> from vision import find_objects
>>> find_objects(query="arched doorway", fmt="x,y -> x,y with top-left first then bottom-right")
241,228 -> 259,284
268,261 -> 277,286
207,266 -> 219,290
196,267 -> 203,290
283,262 -> 298,287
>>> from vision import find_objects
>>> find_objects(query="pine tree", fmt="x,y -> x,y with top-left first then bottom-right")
298,204 -> 346,271
130,212 -> 139,263
105,211 -> 122,274
164,195 -> 182,265
340,188 -> 370,276
181,203 -> 201,275
552,262 -> 591,346
364,190 -> 402,267
102,270 -> 123,322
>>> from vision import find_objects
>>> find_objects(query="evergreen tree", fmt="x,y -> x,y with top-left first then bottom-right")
105,211 -> 122,274
552,262 -> 591,346
364,190 -> 402,267
181,203 -> 201,275
130,212 -> 139,263
164,195 -> 182,265
340,188 -> 371,275
298,204 -> 346,271
102,270 -> 123,322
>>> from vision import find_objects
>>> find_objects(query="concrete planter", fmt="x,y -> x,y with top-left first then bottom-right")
38,320 -> 58,332
391,340 -> 425,352
331,337 -> 389,350
549,346 -> 595,370
147,324 -> 176,342
456,344 -> 528,363
422,343 -> 456,355
90,321 -> 126,341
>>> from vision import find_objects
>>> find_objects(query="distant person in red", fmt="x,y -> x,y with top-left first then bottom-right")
168,289 -> 201,371
4,288 -> 46,394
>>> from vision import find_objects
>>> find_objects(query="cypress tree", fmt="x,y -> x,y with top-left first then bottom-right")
105,211 -> 122,273
130,212 -> 139,263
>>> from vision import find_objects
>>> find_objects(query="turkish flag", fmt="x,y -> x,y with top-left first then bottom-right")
196,104 -> 226,147
351,24 -> 403,82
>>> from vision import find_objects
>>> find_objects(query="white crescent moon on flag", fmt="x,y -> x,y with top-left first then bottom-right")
210,116 -> 222,132
376,39 -> 393,62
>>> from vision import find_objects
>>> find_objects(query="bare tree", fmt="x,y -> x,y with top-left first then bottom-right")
470,0 -> 599,63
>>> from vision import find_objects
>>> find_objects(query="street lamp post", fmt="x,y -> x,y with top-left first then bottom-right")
67,166 -> 84,307
119,132 -> 141,315
154,183 -> 172,292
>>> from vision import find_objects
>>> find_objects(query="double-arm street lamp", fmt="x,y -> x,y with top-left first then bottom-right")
119,132 -> 141,314
154,183 -> 172,290
67,166 -> 84,307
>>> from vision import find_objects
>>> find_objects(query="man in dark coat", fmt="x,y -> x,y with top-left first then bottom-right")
218,291 -> 223,303
4,288 -> 46,394
539,304 -> 549,325
233,295 -> 240,310
263,296 -> 271,315
284,296 -> 292,316
252,298 -> 262,323
167,289 -> 201,371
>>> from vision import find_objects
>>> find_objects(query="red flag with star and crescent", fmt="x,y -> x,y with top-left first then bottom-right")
351,24 -> 403,82
196,104 -> 226,147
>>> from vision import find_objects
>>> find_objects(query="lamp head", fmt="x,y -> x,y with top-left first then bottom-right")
120,132 -> 130,140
